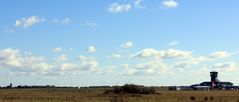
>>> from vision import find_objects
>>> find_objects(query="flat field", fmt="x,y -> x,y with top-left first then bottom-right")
1,89 -> 239,102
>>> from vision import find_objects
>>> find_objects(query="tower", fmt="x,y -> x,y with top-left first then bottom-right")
210,71 -> 218,82
210,71 -> 219,88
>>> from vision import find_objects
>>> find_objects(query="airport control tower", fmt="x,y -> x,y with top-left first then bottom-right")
210,71 -> 219,88
190,71 -> 235,90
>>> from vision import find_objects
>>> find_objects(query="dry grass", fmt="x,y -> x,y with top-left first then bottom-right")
1,89 -> 239,102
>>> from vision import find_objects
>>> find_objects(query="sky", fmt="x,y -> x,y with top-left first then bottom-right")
1,0 -> 239,87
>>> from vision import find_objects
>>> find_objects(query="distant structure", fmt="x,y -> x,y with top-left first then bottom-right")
210,71 -> 219,88
210,71 -> 225,89
170,71 -> 238,91
6,83 -> 13,88
191,71 -> 234,90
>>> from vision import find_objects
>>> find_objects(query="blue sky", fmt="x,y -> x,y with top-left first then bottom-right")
1,0 -> 239,87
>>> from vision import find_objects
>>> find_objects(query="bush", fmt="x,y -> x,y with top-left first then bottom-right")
122,84 -> 140,94
190,96 -> 196,101
107,84 -> 156,94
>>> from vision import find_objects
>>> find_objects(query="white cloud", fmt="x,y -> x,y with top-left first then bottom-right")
134,48 -> 159,59
78,55 -> 96,61
62,18 -> 71,24
55,54 -> 67,62
57,63 -> 76,71
121,42 -> 134,48
173,56 -> 208,68
52,19 -> 59,23
15,16 -> 45,28
134,0 -> 146,8
102,66 -> 116,74
46,58 -> 101,75
69,48 -> 74,51
162,0 -> 178,8
13,56 -> 49,73
134,48 -> 192,59
85,22 -> 98,28
4,27 -> 15,33
121,64 -> 136,76
135,61 -> 165,70
81,61 -> 100,72
209,51 -> 231,59
213,62 -> 238,72
85,46 -> 96,53
49,55 -> 100,74
0,48 -> 104,76
108,3 -> 131,13
168,40 -> 179,46
52,18 -> 71,24
163,49 -> 192,59
53,47 -> 63,52
121,61 -> 170,76
111,53 -> 122,58
108,53 -> 122,59
0,48 -> 22,67
2,47 -> 238,79
171,50 -> 233,69
0,48 -> 49,75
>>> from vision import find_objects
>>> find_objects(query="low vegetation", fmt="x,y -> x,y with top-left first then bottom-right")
104,84 -> 156,94
1,88 -> 239,102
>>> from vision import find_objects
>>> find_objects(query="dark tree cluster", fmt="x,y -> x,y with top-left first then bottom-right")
105,84 -> 156,94
0,83 -> 78,89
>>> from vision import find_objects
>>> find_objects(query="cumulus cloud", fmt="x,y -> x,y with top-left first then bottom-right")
15,16 -> 45,28
134,48 -> 159,59
108,53 -> 122,59
45,60 -> 101,76
85,46 -> 96,53
209,51 -> 231,59
78,55 -> 96,61
52,19 -> 59,23
55,54 -> 67,62
136,61 -> 166,70
0,48 -> 104,76
1,47 -> 237,78
121,60 -> 170,76
49,55 -> 100,75
101,66 -> 116,74
53,47 -> 63,52
0,48 -> 22,67
134,48 -> 192,59
80,61 -> 100,72
0,48 -> 49,75
162,0 -> 178,8
62,18 -> 71,24
57,63 -> 76,71
52,18 -> 71,24
168,40 -> 179,46
134,0 -> 146,8
121,42 -> 134,48
173,56 -> 208,68
213,62 -> 238,72
111,53 -> 122,58
164,49 -> 192,59
121,64 -> 136,76
4,27 -> 15,33
108,3 -> 131,13
85,22 -> 98,28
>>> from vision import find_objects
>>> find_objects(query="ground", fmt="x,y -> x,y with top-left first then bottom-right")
1,89 -> 239,102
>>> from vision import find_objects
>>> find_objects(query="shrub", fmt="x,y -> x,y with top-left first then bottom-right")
209,96 -> 214,101
204,96 -> 208,101
190,96 -> 196,101
107,84 -> 156,94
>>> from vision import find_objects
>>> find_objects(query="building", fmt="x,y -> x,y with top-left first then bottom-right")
191,71 -> 234,90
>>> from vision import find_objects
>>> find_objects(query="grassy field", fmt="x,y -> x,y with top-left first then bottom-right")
1,89 -> 239,102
